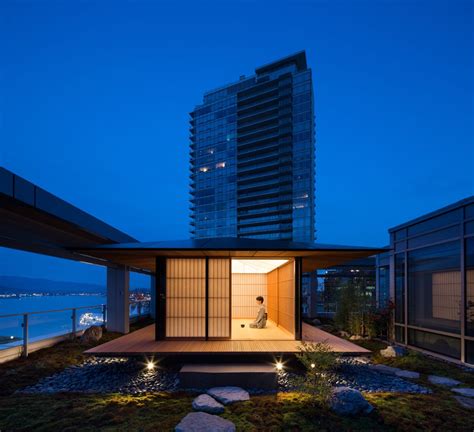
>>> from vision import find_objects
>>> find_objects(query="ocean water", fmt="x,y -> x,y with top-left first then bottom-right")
0,295 -> 106,348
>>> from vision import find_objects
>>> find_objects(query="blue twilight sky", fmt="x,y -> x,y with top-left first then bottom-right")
0,0 -> 473,285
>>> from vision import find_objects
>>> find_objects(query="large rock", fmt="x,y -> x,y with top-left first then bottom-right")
454,395 -> 474,409
452,388 -> 474,398
330,387 -> 374,416
192,394 -> 225,414
380,345 -> 406,358
175,412 -> 235,432
81,326 -> 102,344
207,386 -> 250,405
428,375 -> 461,387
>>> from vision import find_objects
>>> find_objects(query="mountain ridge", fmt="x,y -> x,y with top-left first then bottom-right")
0,275 -> 105,295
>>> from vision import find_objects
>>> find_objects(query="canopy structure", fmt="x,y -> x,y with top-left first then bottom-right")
0,167 -> 137,266
73,237 -> 388,273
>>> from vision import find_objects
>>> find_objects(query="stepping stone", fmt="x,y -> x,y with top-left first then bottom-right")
369,364 -> 402,375
175,412 -> 235,432
207,386 -> 250,405
192,394 -> 225,414
428,375 -> 461,386
452,388 -> 474,398
454,395 -> 474,409
395,370 -> 420,379
330,387 -> 373,415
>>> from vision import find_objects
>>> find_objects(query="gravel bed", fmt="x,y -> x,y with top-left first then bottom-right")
278,357 -> 430,394
331,357 -> 431,393
20,357 -> 179,395
20,356 -> 430,395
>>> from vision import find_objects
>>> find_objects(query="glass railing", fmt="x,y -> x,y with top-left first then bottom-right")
130,300 -> 151,318
0,300 -> 151,357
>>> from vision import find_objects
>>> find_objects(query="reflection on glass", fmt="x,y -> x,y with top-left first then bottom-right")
395,254 -> 405,323
408,241 -> 461,334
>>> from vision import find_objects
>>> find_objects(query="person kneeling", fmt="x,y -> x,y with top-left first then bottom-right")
249,296 -> 266,328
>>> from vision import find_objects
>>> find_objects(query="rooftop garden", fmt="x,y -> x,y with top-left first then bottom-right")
0,317 -> 473,431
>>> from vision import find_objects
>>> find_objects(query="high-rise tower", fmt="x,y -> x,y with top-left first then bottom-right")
190,51 -> 315,242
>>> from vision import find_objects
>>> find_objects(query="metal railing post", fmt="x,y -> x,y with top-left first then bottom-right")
71,308 -> 77,337
102,304 -> 106,326
22,314 -> 29,358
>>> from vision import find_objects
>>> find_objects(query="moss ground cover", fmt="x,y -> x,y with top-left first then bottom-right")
1,322 -> 473,431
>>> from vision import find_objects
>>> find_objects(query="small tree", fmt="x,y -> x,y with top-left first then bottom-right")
365,300 -> 395,340
295,341 -> 336,405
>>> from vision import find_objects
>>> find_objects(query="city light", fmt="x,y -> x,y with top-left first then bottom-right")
146,360 -> 155,371
275,361 -> 283,371
310,363 -> 315,369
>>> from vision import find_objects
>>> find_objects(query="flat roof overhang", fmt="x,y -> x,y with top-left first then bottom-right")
0,167 -> 143,270
73,238 -> 388,273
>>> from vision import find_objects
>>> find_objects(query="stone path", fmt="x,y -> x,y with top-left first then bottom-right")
452,387 -> 474,398
426,374 -> 474,410
175,412 -> 235,432
454,395 -> 474,409
377,371 -> 474,410
450,386 -> 474,409
395,370 -> 420,379
207,386 -> 250,405
177,387 -> 250,431
192,394 -> 224,414
428,375 -> 461,386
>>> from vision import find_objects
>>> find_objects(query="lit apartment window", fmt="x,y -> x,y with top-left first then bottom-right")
199,167 -> 210,173
216,162 -> 226,169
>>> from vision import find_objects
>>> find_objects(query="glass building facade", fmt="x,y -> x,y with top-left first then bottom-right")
375,251 -> 390,308
305,259 -> 376,318
189,52 -> 315,242
382,197 -> 474,365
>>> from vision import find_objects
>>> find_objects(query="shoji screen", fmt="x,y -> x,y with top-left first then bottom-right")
208,259 -> 230,338
267,270 -> 278,323
231,273 -> 267,318
278,261 -> 295,335
432,271 -> 461,321
166,258 -> 205,338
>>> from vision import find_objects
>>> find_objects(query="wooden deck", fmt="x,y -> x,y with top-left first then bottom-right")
85,323 -> 370,356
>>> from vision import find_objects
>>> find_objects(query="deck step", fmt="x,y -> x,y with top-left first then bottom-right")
179,363 -> 277,389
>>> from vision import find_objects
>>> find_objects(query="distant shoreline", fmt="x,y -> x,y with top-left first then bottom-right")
0,292 -> 105,299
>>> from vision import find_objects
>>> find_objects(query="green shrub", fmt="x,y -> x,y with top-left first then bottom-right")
365,301 -> 395,340
295,341 -> 337,405
335,284 -> 394,339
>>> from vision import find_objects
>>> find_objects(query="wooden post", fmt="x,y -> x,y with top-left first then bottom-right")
106,266 -> 130,334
